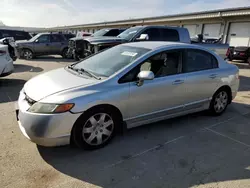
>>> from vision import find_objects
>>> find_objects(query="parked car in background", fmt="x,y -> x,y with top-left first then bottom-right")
68,28 -> 125,60
16,42 -> 239,149
0,29 -> 32,41
16,33 -> 69,59
75,26 -> 229,60
0,38 -> 16,77
227,46 -> 250,63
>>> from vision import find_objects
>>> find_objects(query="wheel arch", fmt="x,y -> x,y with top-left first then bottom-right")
214,85 -> 232,104
70,104 -> 124,144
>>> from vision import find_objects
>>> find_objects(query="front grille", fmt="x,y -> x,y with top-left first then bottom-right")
24,93 -> 36,106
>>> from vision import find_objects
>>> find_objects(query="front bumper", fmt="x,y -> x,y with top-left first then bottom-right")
16,91 -> 81,147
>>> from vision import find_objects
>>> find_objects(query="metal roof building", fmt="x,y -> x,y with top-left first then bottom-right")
42,6 -> 250,47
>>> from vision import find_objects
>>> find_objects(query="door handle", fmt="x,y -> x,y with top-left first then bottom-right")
172,79 -> 184,85
61,43 -> 64,45
45,44 -> 49,46
209,74 -> 217,79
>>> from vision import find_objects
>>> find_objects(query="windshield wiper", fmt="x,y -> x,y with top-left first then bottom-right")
79,68 -> 101,80
67,64 -> 101,80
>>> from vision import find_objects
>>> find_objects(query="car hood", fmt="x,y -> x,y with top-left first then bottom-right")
23,67 -> 98,101
16,40 -> 32,45
85,36 -> 127,44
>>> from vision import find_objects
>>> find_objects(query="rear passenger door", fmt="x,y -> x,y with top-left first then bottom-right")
50,34 -> 66,54
160,28 -> 180,42
140,28 -> 162,41
182,49 -> 220,108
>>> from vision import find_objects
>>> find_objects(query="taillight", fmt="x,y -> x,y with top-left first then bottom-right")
226,48 -> 230,56
0,50 -> 6,56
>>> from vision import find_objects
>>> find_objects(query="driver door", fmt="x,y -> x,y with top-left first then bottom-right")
121,50 -> 187,127
33,34 -> 51,55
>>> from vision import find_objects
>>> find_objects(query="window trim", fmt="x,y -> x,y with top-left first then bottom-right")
182,49 -> 219,74
118,49 -> 184,84
37,34 -> 51,43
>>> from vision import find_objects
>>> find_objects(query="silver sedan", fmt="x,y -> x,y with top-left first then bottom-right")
16,42 -> 239,150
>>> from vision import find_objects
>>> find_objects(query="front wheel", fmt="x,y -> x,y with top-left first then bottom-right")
209,89 -> 229,116
72,108 -> 118,150
22,49 -> 33,60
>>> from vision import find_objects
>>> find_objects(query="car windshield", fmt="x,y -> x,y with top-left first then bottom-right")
73,45 -> 150,77
117,27 -> 141,40
92,29 -> 110,37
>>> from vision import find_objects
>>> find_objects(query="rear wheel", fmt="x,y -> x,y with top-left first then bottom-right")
22,49 -> 33,60
72,107 -> 119,150
209,89 -> 229,116
61,48 -> 69,58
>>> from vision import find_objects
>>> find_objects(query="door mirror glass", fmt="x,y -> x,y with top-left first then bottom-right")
35,39 -> 39,43
137,71 -> 154,86
136,34 -> 149,41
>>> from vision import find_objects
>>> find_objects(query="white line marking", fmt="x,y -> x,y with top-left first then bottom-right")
104,135 -> 185,169
103,112 -> 250,169
205,127 -> 250,148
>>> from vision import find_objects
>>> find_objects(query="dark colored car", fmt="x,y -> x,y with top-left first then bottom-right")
16,33 -> 69,59
68,28 -> 125,60
227,46 -> 250,63
0,29 -> 32,41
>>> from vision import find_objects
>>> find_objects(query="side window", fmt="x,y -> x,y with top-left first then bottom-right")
161,29 -> 180,41
141,28 -> 161,41
51,34 -> 64,42
182,49 -> 217,73
37,35 -> 50,43
105,29 -> 120,36
119,50 -> 181,83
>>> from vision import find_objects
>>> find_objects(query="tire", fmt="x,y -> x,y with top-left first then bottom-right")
72,107 -> 119,150
61,48 -> 68,59
209,88 -> 230,116
22,49 -> 33,60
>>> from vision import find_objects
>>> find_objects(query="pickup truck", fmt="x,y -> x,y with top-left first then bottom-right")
75,26 -> 229,60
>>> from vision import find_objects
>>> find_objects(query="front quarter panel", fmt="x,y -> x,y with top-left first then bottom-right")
40,79 -> 130,119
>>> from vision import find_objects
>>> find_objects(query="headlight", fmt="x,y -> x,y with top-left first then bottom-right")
28,102 -> 74,114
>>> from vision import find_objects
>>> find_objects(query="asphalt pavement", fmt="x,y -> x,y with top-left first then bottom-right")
1,57 -> 250,188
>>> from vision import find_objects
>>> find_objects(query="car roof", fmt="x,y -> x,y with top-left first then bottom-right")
123,41 -> 191,50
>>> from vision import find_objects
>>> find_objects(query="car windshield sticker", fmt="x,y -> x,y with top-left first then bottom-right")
121,51 -> 138,57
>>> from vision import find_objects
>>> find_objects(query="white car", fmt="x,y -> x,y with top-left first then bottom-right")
0,44 -> 14,77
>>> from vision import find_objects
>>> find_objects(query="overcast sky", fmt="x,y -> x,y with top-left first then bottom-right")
1,0 -> 250,27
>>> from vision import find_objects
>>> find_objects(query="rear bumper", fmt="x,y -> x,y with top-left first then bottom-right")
0,59 -> 14,77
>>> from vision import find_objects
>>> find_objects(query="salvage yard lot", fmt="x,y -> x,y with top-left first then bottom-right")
1,57 -> 250,188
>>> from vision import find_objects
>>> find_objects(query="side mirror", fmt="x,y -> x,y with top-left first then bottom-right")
136,34 -> 149,41
137,71 -> 154,86
35,39 -> 39,43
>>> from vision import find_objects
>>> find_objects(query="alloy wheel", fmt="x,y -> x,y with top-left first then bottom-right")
23,50 -> 32,59
82,113 -> 114,146
214,91 -> 228,113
